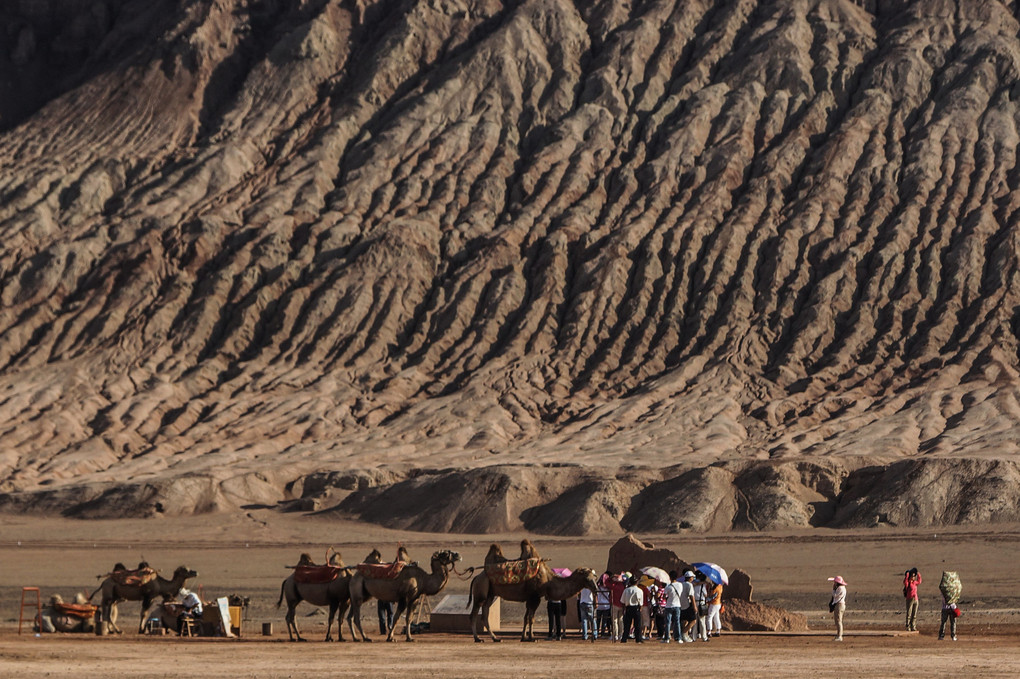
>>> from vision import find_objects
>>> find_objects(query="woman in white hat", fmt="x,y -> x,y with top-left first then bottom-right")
828,576 -> 847,641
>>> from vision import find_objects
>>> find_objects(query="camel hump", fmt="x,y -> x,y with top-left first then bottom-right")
519,539 -> 540,561
484,544 -> 507,565
109,566 -> 157,587
396,546 -> 410,563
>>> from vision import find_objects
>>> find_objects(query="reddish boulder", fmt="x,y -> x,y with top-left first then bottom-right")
606,534 -> 689,576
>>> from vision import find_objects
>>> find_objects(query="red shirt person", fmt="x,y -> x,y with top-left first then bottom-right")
903,568 -> 922,632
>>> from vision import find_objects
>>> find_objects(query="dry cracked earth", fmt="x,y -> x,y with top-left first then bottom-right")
2,0 -> 1020,535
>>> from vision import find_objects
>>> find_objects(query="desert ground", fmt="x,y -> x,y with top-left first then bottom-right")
2,513 -> 1020,678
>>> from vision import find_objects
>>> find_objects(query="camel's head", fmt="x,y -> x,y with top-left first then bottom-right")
174,566 -> 198,580
432,550 -> 461,568
575,567 -> 599,594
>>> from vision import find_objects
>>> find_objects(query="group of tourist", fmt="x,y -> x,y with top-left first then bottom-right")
561,568 -> 724,642
827,567 -> 964,642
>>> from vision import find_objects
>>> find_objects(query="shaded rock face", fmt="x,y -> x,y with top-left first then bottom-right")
3,1 -> 1020,533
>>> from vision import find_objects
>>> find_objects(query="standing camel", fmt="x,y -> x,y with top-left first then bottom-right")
468,562 -> 598,642
90,565 -> 198,634
347,549 -> 461,642
276,549 -> 381,642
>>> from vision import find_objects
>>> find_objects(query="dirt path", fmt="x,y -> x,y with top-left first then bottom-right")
2,630 -> 1020,678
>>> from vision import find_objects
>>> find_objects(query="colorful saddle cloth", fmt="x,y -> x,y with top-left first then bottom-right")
53,602 -> 98,619
939,571 -> 962,604
294,565 -> 347,584
355,562 -> 407,580
485,559 -> 543,585
110,568 -> 157,587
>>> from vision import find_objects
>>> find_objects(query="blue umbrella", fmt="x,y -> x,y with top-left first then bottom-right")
691,562 -> 729,586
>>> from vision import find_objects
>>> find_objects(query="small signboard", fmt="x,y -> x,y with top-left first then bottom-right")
216,597 -> 235,637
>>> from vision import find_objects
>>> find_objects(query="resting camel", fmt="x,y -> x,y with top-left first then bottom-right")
347,549 -> 461,642
468,562 -> 599,642
90,565 -> 198,634
277,548 -> 381,642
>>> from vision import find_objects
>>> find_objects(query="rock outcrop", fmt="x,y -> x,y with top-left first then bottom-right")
3,0 -> 1020,533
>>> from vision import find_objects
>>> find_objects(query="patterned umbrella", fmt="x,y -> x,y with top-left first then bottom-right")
691,562 -> 729,586
639,566 -> 670,584
552,567 -> 572,577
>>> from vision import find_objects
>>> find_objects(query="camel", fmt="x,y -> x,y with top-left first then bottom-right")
277,548 -> 381,642
89,565 -> 198,634
468,562 -> 599,642
346,549 -> 461,642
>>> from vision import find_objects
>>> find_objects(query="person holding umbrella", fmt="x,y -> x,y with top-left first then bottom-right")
693,571 -> 710,641
691,561 -> 728,638
704,576 -> 723,637
829,576 -> 847,641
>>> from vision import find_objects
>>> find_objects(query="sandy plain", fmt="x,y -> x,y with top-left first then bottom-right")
2,513 -> 1020,678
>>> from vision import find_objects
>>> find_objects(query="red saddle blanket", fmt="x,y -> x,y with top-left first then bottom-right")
485,559 -> 543,585
355,562 -> 406,580
53,602 -> 98,619
294,565 -> 346,584
110,568 -> 157,587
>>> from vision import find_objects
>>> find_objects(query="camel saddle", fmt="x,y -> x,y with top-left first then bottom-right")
355,561 -> 407,580
53,602 -> 99,620
293,565 -> 347,584
485,558 -> 543,585
161,602 -> 186,617
110,567 -> 157,587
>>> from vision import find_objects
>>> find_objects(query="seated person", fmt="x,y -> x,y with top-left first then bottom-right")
176,588 -> 203,635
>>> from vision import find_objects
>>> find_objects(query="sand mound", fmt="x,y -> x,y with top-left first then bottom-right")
3,1 -> 1020,533
722,599 -> 808,633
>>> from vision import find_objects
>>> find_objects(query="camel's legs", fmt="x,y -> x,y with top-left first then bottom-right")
335,602 -> 348,641
324,602 -> 337,641
469,600 -> 486,642
346,601 -> 370,641
481,598 -> 500,642
284,603 -> 303,641
101,600 -> 123,634
522,596 -> 541,641
137,597 -> 153,634
388,599 -> 407,642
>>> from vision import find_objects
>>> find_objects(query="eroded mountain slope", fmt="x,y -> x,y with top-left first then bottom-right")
2,0 -> 1020,533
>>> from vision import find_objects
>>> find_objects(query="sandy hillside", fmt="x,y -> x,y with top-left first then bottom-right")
3,1 -> 1020,534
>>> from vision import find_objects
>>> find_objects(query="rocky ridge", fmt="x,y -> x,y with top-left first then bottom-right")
2,0 -> 1020,534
